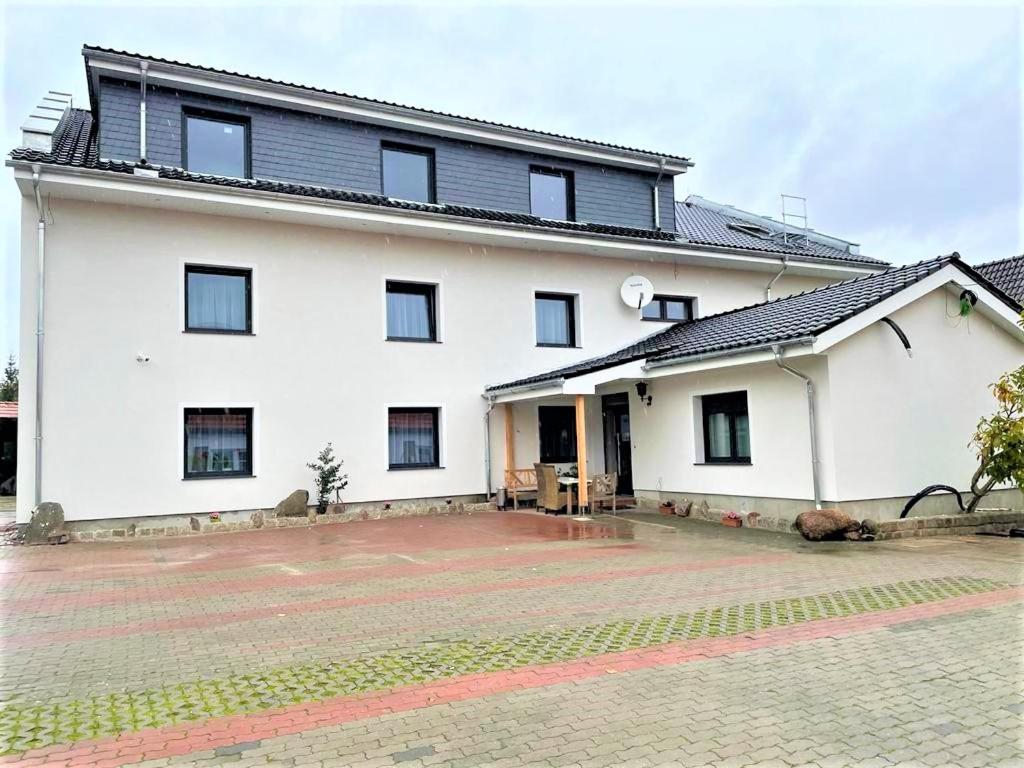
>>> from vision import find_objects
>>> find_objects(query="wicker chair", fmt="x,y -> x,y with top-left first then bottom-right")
534,463 -> 569,515
590,473 -> 618,514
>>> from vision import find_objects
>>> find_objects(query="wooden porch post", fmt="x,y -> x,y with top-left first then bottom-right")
575,395 -> 588,510
504,403 -> 516,474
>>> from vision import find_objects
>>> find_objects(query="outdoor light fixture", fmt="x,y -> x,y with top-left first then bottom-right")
635,381 -> 652,406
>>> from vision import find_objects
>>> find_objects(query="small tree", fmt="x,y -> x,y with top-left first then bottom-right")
0,356 -> 17,402
967,364 -> 1024,513
307,442 -> 349,513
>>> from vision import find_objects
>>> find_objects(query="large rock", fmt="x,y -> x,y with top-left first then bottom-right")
795,509 -> 861,541
274,490 -> 309,518
23,502 -> 65,545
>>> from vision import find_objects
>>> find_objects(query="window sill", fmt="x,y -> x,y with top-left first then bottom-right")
641,317 -> 687,323
693,461 -> 752,467
183,474 -> 256,481
388,465 -> 445,471
184,329 -> 255,336
386,337 -> 441,344
536,343 -> 580,349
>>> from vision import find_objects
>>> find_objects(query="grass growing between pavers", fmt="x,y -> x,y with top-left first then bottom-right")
0,576 -> 1003,754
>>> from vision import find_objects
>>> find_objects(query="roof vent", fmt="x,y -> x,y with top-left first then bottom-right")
20,91 -> 73,152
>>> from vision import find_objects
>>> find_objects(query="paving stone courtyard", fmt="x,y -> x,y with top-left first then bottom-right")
0,510 -> 1021,767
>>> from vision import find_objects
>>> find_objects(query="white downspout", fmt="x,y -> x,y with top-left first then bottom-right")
139,62 -> 148,163
764,255 -> 788,301
482,396 -> 496,498
31,166 -> 46,507
772,345 -> 822,510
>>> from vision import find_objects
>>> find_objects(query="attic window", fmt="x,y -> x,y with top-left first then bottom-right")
728,222 -> 772,239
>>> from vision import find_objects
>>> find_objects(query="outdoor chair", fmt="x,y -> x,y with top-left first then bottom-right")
504,468 -> 538,510
589,472 -> 618,514
534,463 -> 569,515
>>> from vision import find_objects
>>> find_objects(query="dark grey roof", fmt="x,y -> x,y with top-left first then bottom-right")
976,254 -> 1024,303
676,197 -> 888,267
9,109 -> 676,244
487,254 -> 1018,392
82,46 -> 692,166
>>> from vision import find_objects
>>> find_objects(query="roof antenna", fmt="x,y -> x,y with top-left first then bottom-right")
780,194 -> 809,248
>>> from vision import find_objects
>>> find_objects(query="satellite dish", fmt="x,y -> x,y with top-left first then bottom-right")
620,275 -> 655,309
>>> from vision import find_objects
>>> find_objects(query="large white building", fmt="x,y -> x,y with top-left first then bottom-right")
9,47 -> 1022,530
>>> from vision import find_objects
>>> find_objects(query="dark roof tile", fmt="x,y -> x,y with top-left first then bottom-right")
976,254 -> 1024,303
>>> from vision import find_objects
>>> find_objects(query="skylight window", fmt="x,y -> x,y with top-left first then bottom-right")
727,222 -> 773,239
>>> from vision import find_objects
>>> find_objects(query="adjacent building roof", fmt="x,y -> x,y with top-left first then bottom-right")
0,402 -> 17,420
82,45 -> 693,169
675,196 -> 886,267
486,254 -> 1018,392
976,254 -> 1024,303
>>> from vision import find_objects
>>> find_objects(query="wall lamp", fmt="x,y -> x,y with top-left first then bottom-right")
635,381 -> 652,406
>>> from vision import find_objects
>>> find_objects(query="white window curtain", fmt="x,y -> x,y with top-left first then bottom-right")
386,291 -> 431,339
388,410 -> 436,467
707,412 -> 732,459
535,297 -> 570,345
185,411 -> 250,475
188,272 -> 247,331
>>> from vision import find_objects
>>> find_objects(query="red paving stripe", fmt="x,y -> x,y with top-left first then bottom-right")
3,555 -> 788,649
7,586 -> 1021,768
3,545 -> 645,614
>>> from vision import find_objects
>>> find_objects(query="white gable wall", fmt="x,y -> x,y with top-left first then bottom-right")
826,286 -> 1022,502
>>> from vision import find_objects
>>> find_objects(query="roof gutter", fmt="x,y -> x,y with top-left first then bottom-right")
483,377 -> 567,397
773,345 -> 822,510
30,166 -> 46,508
642,337 -> 815,371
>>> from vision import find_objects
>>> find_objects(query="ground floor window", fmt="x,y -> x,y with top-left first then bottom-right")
539,405 -> 577,463
388,407 -> 440,469
184,407 -> 253,478
702,391 -> 750,463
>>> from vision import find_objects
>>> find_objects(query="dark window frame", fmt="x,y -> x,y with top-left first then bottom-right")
388,406 -> 441,470
701,391 -> 751,465
184,264 -> 253,335
534,292 -> 577,348
380,141 -> 437,203
538,405 -> 578,463
642,295 -> 696,323
181,107 -> 252,178
183,407 -> 254,480
529,166 -> 575,221
385,280 -> 438,342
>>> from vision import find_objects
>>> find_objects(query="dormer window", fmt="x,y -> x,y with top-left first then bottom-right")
183,109 -> 249,178
530,167 -> 574,221
382,143 -> 435,203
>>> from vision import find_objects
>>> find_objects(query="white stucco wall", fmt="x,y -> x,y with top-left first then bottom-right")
826,287 -> 1023,501
629,357 -> 831,505
16,197 -> 830,522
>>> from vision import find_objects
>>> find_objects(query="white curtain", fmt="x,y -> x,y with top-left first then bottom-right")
387,291 -> 431,339
535,298 -> 570,345
707,412 -> 732,459
388,411 -> 436,466
188,272 -> 247,331
186,412 -> 249,474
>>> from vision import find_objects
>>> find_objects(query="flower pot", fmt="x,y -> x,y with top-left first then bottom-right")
721,517 -> 742,528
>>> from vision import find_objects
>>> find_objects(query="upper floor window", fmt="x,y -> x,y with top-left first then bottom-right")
184,407 -> 253,479
530,167 -> 574,221
183,110 -> 249,178
535,292 -> 576,347
185,264 -> 252,334
386,280 -> 437,342
701,391 -> 751,464
642,295 -> 695,323
382,143 -> 435,203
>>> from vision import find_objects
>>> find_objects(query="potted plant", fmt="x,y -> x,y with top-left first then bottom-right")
660,500 -> 676,515
307,442 -> 349,514
721,510 -> 743,528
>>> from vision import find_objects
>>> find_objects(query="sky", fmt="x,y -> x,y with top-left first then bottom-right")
1,1 -> 1021,361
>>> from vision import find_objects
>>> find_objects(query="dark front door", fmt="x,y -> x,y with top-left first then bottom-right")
602,394 -> 633,495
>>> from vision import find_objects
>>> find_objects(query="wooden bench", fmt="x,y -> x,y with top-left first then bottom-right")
505,468 -> 538,510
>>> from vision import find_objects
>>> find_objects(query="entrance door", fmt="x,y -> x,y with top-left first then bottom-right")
602,394 -> 633,495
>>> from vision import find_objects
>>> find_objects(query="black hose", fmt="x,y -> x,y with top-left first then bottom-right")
900,485 -> 966,519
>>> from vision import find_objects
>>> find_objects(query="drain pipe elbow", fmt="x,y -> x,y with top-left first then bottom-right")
773,345 -> 822,510
31,166 -> 46,508
765,255 -> 788,301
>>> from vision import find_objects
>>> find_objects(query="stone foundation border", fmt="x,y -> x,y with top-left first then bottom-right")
65,499 -> 495,542
874,509 -> 1024,540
